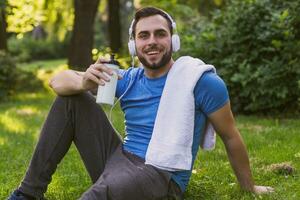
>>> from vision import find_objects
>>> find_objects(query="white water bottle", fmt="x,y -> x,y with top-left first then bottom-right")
96,55 -> 120,105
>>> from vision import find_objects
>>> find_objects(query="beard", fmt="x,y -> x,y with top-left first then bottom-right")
137,44 -> 172,70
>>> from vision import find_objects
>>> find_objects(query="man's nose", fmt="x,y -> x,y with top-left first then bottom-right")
147,34 -> 158,44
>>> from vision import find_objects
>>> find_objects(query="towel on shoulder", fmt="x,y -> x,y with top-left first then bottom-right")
145,56 -> 216,171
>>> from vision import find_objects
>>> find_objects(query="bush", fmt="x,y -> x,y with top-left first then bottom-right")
179,0 -> 300,114
8,36 -> 69,62
0,51 -> 44,101
0,51 -> 18,100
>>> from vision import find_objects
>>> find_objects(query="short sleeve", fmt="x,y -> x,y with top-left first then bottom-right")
194,71 -> 229,115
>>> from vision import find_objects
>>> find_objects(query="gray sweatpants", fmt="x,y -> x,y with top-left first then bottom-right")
18,93 -> 183,200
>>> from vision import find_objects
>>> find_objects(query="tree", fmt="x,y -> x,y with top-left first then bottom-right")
174,0 -> 226,17
108,0 -> 122,53
68,0 -> 100,70
43,0 -> 74,41
0,0 -> 7,51
120,0 -> 134,51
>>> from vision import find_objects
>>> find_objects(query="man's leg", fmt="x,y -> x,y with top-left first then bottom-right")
79,146 -> 181,200
16,93 -> 121,198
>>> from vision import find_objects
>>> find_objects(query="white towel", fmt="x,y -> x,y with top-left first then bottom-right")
145,56 -> 216,171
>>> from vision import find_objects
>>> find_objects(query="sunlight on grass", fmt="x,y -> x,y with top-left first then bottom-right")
17,59 -> 69,95
36,63 -> 68,80
13,92 -> 54,102
0,114 -> 26,134
0,137 -> 7,145
18,59 -> 67,72
37,64 -> 69,92
14,107 -> 40,116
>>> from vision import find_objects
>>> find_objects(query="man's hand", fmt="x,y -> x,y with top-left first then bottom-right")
82,58 -> 122,91
253,185 -> 274,194
82,58 -> 112,91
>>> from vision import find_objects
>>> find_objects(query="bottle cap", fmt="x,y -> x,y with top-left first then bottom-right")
107,54 -> 120,66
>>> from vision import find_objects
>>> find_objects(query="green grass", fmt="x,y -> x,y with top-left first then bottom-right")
185,116 -> 300,200
1,59 -> 299,199
17,59 -> 67,72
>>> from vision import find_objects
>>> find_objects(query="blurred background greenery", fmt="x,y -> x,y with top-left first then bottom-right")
0,0 -> 299,114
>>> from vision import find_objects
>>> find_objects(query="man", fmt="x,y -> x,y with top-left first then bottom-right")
8,6 -> 273,200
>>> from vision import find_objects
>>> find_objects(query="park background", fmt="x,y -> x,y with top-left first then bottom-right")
0,0 -> 299,199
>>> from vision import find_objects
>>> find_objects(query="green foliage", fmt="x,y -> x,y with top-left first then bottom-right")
6,0 -> 73,41
8,35 -> 69,62
140,0 -> 198,23
43,0 -> 74,41
0,51 -> 44,101
0,51 -> 18,100
6,0 -> 45,37
179,0 -> 300,114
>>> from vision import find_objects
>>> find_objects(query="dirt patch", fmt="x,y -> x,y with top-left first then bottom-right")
267,162 -> 295,175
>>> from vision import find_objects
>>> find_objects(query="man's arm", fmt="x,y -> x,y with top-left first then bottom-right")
208,102 -> 274,194
49,70 -> 85,96
49,58 -> 119,96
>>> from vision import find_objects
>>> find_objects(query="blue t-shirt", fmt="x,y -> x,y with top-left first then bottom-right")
116,67 -> 229,192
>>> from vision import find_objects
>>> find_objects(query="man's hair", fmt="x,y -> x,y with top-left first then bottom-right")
132,6 -> 173,38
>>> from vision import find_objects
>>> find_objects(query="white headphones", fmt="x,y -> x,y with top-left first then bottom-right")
127,11 -> 180,56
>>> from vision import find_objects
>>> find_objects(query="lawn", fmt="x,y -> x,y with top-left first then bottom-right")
0,60 -> 299,199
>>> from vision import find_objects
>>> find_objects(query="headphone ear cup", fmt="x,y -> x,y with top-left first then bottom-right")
128,39 -> 136,56
172,34 -> 180,52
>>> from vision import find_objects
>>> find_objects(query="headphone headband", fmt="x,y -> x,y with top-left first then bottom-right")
128,11 -> 177,37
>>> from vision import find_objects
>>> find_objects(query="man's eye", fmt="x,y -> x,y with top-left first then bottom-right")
157,32 -> 167,37
138,34 -> 148,39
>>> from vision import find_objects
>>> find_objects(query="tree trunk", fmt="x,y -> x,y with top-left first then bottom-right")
108,0 -> 122,53
68,0 -> 100,70
0,4 -> 7,51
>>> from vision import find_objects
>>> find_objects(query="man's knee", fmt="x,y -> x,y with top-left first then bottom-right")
56,92 -> 94,103
52,92 -> 98,112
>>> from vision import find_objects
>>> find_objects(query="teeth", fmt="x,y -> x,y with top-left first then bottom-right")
147,51 -> 159,55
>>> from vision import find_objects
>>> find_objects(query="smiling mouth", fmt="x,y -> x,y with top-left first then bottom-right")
146,50 -> 160,55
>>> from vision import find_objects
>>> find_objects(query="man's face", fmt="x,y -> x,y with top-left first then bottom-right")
134,15 -> 172,70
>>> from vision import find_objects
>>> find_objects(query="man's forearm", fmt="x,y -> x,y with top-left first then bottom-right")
223,133 -> 254,192
49,70 -> 85,96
